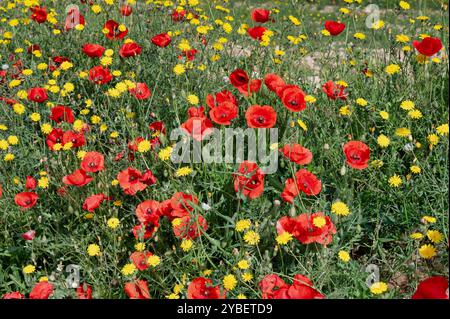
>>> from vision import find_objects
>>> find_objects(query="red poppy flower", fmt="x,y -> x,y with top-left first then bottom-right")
62,131 -> 86,148
260,274 -> 324,299
209,101 -> 238,125
124,280 -> 150,299
295,169 -> 322,196
119,42 -> 142,58
76,283 -> 92,299
151,33 -> 171,47
187,277 -> 225,299
27,87 -> 48,103
81,151 -> 105,173
413,37 -> 443,57
117,167 -> 154,195
170,192 -> 198,219
130,251 -> 153,271
29,282 -> 54,299
132,223 -> 157,240
251,8 -> 271,23
2,291 -> 25,299
104,19 -> 128,40
280,178 -> 298,203
279,144 -> 312,165
25,176 -> 37,190
180,117 -> 214,141
322,80 -> 348,100
82,193 -> 107,212
277,212 -> 336,246
30,6 -> 47,24
206,90 -> 237,108
22,230 -> 36,241
247,26 -> 267,40
171,9 -> 186,22
412,276 -> 449,299
281,169 -> 322,203
278,85 -> 306,112
179,49 -> 198,61
63,169 -> 93,187
82,43 -> 105,58
173,214 -> 208,240
264,73 -> 286,94
343,141 -> 370,170
188,106 -> 206,118
46,128 -> 64,151
237,79 -> 262,97
89,65 -> 113,84
245,105 -> 277,128
324,20 -> 346,36
141,169 -> 158,186
65,7 -> 85,30
259,274 -> 289,299
136,200 -> 161,225
229,69 -> 249,88
120,5 -> 133,16
149,121 -> 166,136
129,82 -> 151,100
50,105 -> 75,124
233,161 -> 265,199
14,192 -> 38,209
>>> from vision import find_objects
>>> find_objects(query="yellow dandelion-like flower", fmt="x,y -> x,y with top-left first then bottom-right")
356,98 -> 368,106
223,274 -> 237,290
186,94 -> 199,105
331,201 -> 351,216
4,153 -> 15,162
426,230 -> 443,244
38,177 -> 49,189
419,244 -> 436,259
410,165 -> 421,174
377,135 -> 390,148
400,100 -> 415,110
395,127 -> 411,137
235,219 -> 251,232
385,64 -> 400,75
436,124 -> 448,136
410,232 -> 423,239
370,282 -> 388,294
241,272 -> 253,282
121,263 -> 137,276
87,244 -> 101,257
338,250 -> 351,262
243,231 -> 260,245
237,260 -> 250,270
147,255 -> 161,267
137,140 -> 151,153
399,1 -> 410,10
422,216 -> 436,224
135,243 -> 146,252
175,166 -> 193,177
23,265 -> 36,274
180,239 -> 194,252
107,217 -> 120,229
237,294 -> 247,299
173,64 -> 186,75
313,216 -> 326,228
276,231 -> 293,245
158,147 -> 173,161
388,175 -> 403,187
427,134 -> 439,146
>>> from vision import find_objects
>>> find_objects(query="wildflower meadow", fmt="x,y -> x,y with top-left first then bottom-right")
0,0 -> 449,301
